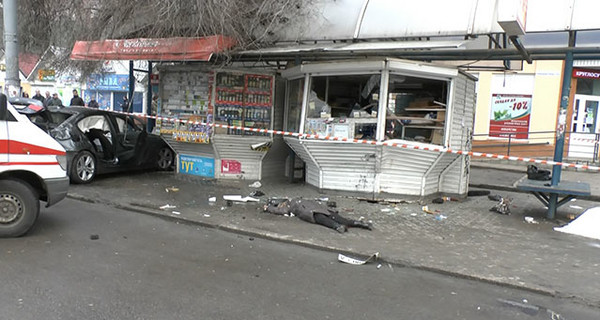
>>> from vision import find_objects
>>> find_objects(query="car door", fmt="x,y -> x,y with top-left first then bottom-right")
110,114 -> 147,165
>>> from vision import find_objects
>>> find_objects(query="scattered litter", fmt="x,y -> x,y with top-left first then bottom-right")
208,197 -> 217,202
357,197 -> 415,204
90,234 -> 99,240
165,186 -> 179,192
172,211 -> 181,215
554,207 -> 600,240
338,252 -> 379,265
467,190 -> 491,197
318,197 -> 329,201
249,190 -> 265,197
432,196 -> 458,204
380,208 -> 392,213
203,214 -> 211,217
160,204 -> 176,210
223,195 -> 260,202
410,213 -> 418,217
226,200 -> 233,207
421,205 -> 440,215
524,216 -> 538,224
435,214 -> 447,221
376,264 -> 382,269
569,205 -> 583,210
490,197 -> 511,215
487,194 -> 503,201
249,181 -> 262,188
326,201 -> 336,208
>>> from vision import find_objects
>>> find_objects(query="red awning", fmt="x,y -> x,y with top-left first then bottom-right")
70,35 -> 236,61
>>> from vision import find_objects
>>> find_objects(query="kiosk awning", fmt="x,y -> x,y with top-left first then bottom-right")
70,35 -> 236,61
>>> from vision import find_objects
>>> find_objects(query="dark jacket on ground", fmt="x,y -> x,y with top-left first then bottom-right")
265,198 -> 333,223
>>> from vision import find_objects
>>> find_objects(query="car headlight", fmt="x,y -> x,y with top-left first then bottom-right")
56,154 -> 68,171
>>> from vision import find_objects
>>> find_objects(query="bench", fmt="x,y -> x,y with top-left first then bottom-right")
516,178 -> 591,219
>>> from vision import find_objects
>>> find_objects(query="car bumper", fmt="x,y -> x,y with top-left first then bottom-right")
45,176 -> 70,207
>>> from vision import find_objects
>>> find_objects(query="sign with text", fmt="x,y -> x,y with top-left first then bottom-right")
221,159 -> 242,174
489,94 -> 532,139
38,69 -> 56,81
572,68 -> 600,79
178,154 -> 215,178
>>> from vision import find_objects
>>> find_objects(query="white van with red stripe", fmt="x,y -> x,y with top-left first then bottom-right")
0,94 -> 69,237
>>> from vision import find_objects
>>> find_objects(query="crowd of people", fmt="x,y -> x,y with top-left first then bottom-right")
18,89 -> 105,109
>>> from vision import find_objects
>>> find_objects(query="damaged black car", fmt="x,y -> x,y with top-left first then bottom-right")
11,98 -> 174,184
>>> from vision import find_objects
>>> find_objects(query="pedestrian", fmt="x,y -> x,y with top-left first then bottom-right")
88,99 -> 99,109
120,95 -> 129,112
32,90 -> 45,103
43,91 -> 52,107
47,93 -> 63,107
70,89 -> 85,106
22,92 -> 30,98
263,198 -> 373,233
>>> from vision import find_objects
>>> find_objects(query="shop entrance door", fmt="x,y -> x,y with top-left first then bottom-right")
568,94 -> 600,160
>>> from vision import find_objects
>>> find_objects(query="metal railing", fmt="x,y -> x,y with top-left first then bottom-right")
472,130 -> 600,163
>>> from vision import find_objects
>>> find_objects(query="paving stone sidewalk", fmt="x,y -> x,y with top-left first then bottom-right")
67,169 -> 600,307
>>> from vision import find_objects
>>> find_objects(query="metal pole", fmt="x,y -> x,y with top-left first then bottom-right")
507,133 -> 512,156
547,51 -> 574,219
128,60 -> 135,112
147,61 -> 153,132
3,0 -> 20,97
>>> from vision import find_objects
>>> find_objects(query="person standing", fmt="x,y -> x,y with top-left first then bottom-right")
120,95 -> 129,112
70,89 -> 85,106
47,93 -> 63,107
32,90 -> 45,103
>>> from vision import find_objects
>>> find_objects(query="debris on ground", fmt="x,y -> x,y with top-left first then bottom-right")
490,197 -> 511,215
326,201 -> 336,208
356,197 -> 416,204
554,207 -> 600,240
318,197 -> 329,201
159,204 -> 176,210
435,214 -> 448,221
338,252 -> 379,265
223,195 -> 260,202
431,196 -> 459,204
172,211 -> 181,215
90,234 -> 99,240
422,205 -> 440,214
524,216 -> 538,224
249,190 -> 265,197
208,197 -> 217,202
165,186 -> 179,192
467,190 -> 491,197
569,205 -> 583,210
203,214 -> 211,217
488,194 -> 503,201
249,181 -> 262,188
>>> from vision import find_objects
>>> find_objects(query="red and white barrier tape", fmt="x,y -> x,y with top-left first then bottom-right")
106,108 -> 600,171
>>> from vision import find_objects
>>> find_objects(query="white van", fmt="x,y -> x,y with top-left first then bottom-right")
0,93 -> 69,237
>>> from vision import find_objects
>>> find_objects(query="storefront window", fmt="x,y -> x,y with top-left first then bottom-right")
385,74 -> 448,144
304,74 -> 379,140
286,78 -> 304,133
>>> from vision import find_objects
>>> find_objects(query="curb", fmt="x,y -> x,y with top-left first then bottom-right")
66,192 -> 572,302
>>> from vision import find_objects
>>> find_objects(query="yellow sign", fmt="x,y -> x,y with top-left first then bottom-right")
38,69 -> 56,81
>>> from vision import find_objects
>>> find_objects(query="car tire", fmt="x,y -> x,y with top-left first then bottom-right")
71,150 -> 97,184
0,179 -> 40,238
157,146 -> 174,170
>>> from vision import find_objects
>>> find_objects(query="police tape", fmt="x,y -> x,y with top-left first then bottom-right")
111,109 -> 600,172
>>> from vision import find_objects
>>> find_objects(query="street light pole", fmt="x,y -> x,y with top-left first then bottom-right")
3,0 -> 20,97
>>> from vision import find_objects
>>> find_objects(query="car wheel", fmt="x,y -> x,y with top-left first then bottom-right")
0,179 -> 40,238
157,147 -> 174,170
71,150 -> 97,184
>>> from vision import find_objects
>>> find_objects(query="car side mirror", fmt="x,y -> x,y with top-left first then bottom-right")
0,93 -> 7,121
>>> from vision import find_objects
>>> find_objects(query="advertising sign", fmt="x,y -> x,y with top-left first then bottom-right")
38,69 -> 56,81
489,94 -> 532,139
572,68 -> 600,79
86,74 -> 129,91
221,159 -> 242,174
178,155 -> 215,178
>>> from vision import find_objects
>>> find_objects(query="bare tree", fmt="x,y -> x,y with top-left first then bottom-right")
3,0 -> 310,74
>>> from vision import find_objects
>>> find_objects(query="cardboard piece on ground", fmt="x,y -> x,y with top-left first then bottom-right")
554,207 -> 600,240
223,195 -> 260,202
338,252 -> 379,265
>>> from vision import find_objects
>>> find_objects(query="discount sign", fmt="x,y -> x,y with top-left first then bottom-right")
489,94 -> 532,139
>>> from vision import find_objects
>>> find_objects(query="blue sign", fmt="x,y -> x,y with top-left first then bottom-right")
178,155 -> 215,178
87,74 -> 129,91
